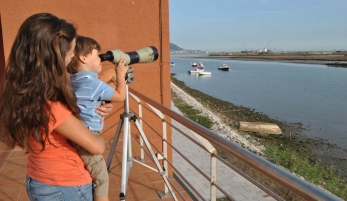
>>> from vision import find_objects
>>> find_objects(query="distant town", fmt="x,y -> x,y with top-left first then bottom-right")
170,43 -> 346,55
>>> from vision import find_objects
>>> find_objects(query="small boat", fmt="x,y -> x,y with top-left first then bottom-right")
218,64 -> 230,71
170,62 -> 175,67
188,67 -> 204,74
198,71 -> 211,76
191,62 -> 205,70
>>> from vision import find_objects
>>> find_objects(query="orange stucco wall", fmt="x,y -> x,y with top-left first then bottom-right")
0,1 -> 171,156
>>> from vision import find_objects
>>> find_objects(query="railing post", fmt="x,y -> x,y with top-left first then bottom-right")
130,93 -> 145,160
129,88 -> 343,201
162,119 -> 169,194
210,154 -> 217,201
138,102 -> 144,160
143,103 -> 171,196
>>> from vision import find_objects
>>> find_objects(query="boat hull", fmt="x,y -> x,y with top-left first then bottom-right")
198,71 -> 211,75
188,70 -> 201,74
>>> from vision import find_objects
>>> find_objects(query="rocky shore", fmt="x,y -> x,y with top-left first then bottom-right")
170,76 -> 347,179
171,82 -> 264,155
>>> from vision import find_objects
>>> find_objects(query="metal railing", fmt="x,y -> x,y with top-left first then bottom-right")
125,87 -> 341,201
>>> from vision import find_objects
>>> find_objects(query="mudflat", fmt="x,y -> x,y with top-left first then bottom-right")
173,51 -> 347,66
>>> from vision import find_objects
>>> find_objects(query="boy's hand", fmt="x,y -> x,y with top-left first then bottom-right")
115,58 -> 129,77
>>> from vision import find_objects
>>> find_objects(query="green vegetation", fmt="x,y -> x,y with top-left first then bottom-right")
174,96 -> 213,129
171,74 -> 347,200
265,145 -> 347,200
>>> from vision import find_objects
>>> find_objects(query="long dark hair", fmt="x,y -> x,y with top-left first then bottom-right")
0,13 -> 81,152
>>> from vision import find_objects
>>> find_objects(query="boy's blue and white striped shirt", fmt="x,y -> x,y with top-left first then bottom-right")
70,71 -> 114,131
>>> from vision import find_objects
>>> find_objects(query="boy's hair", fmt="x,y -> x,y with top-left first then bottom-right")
67,35 -> 101,74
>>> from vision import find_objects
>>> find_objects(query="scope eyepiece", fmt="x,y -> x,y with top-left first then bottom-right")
99,51 -> 114,62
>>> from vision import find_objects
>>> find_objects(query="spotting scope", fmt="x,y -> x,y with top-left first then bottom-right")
99,46 -> 159,65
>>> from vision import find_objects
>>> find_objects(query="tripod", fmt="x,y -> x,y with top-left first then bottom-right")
106,68 -> 177,201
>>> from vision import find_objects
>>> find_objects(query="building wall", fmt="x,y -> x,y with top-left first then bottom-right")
0,0 -> 171,158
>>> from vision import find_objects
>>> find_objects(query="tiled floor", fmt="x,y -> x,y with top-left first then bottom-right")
0,139 -> 191,201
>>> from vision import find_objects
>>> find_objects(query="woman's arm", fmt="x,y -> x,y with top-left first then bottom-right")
54,114 -> 105,154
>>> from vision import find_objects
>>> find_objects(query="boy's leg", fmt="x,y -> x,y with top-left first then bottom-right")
74,131 -> 109,200
81,154 -> 109,199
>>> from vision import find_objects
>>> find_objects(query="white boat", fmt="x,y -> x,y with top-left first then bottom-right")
191,62 -> 205,70
198,71 -> 211,76
188,67 -> 205,74
170,61 -> 175,67
218,64 -> 230,71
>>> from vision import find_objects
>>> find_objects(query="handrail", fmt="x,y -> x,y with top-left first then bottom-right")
128,87 -> 341,201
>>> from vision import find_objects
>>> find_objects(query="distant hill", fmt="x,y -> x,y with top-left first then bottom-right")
170,43 -> 183,51
170,43 -> 206,53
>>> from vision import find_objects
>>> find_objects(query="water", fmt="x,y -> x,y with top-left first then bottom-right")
170,55 -> 347,148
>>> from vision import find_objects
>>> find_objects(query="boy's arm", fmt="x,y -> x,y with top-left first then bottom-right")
109,58 -> 129,102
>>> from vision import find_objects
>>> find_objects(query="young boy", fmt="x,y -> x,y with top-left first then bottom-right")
67,35 -> 129,201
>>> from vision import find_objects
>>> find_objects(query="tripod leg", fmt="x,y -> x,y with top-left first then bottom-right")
133,120 -> 178,201
120,115 -> 132,200
106,118 -> 124,171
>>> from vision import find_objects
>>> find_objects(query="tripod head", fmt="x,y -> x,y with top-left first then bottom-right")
112,66 -> 135,85
125,66 -> 135,84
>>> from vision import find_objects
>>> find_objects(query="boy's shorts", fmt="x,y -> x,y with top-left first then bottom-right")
71,131 -> 109,197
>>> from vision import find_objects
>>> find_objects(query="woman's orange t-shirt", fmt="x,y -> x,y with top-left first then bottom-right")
27,101 -> 92,186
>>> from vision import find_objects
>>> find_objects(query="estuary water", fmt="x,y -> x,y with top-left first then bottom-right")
170,55 -> 347,149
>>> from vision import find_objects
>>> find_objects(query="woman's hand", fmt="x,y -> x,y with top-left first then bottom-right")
96,101 -> 113,123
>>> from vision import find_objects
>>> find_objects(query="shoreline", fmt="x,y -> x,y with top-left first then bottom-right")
171,54 -> 347,67
171,82 -> 263,155
170,76 -> 347,179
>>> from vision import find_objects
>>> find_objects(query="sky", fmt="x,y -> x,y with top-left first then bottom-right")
169,0 -> 347,52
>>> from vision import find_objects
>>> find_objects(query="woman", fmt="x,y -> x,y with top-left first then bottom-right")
0,13 -> 112,200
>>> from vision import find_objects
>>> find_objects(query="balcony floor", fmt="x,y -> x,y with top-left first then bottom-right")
0,140 -> 190,201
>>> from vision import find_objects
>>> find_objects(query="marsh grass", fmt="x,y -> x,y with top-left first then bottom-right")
187,115 -> 213,129
175,100 -> 213,129
266,145 -> 347,200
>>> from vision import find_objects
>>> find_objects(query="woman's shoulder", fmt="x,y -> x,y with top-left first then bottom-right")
48,101 -> 72,129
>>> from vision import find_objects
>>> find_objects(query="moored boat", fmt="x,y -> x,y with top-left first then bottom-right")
198,71 -> 211,76
191,62 -> 205,69
170,61 -> 175,67
188,67 -> 204,74
218,64 -> 230,71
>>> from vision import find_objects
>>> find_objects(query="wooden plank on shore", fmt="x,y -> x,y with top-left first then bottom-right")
239,121 -> 282,134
